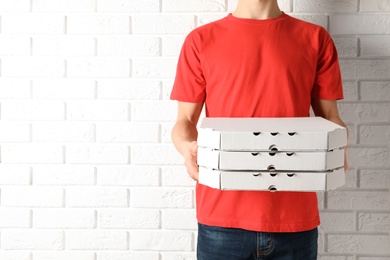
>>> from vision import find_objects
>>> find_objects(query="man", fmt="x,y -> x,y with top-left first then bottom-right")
171,0 -> 347,259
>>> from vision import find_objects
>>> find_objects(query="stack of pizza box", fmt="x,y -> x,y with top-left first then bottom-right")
197,117 -> 347,192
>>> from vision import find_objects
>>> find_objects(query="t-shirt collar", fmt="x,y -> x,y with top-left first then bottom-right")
227,11 -> 288,24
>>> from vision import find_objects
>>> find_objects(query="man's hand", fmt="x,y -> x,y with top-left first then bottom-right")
184,141 -> 199,180
344,148 -> 348,172
171,101 -> 204,181
311,98 -> 348,173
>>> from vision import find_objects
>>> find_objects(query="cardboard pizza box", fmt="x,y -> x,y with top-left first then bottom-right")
197,147 -> 344,171
198,166 -> 345,191
197,117 -> 347,151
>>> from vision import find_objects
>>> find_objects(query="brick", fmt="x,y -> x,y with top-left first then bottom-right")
97,252 -> 160,260
344,168 -> 358,188
341,81 -> 358,101
67,15 -> 130,34
360,170 -> 390,189
345,122 -> 357,145
1,57 -> 65,77
0,0 -> 31,12
33,209 -> 95,228
66,187 -> 128,207
161,252 -> 197,260
359,125 -> 390,145
1,230 -> 64,250
358,256 -> 390,260
0,208 -> 30,228
97,79 -> 161,100
333,38 -> 358,57
162,36 -> 185,56
0,252 -> 31,260
66,230 -> 128,250
162,209 -> 197,230
66,144 -> 129,164
130,230 -> 193,251
318,211 -> 355,232
317,232 -> 324,254
131,101 -> 176,122
0,122 -> 30,142
1,187 -> 63,207
67,58 -> 130,78
360,81 -> 390,101
33,36 -> 95,56
317,256 -> 355,260
98,208 -> 160,228
1,101 -> 64,121
330,15 -> 390,34
162,79 -> 174,100
338,103 -> 390,123
0,165 -> 30,185
32,122 -> 95,143
132,15 -> 195,34
326,234 -> 390,254
67,101 -> 129,121
161,166 -> 196,187
347,147 -> 390,168
97,36 -> 160,57
358,213 -> 390,232
360,0 -> 390,12
1,144 -> 64,164
227,0 -> 237,12
131,144 -> 183,165
1,15 -> 65,34
97,166 -> 160,186
161,122 -> 174,143
360,36 -> 390,57
33,79 -> 96,99
327,190 -> 390,210
0,79 -> 31,99
290,14 -> 328,28
294,0 -> 357,12
32,0 -> 95,13
130,188 -> 193,208
278,0 -> 292,12
96,122 -> 159,143
317,191 -> 325,210
33,252 -> 95,260
133,58 -> 178,78
97,0 -> 160,13
33,165 -> 95,185
163,0 -> 226,12
0,36 -> 31,56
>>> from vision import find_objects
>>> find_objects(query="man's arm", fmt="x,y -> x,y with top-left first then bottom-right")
311,98 -> 348,171
171,101 -> 204,180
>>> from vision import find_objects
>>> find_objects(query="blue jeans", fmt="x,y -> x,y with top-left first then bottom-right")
197,223 -> 318,260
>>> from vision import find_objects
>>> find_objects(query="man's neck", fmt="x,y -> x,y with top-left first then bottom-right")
233,0 -> 282,20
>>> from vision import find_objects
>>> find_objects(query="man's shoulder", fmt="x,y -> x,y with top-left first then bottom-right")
283,13 -> 331,42
286,14 -> 328,33
188,15 -> 229,37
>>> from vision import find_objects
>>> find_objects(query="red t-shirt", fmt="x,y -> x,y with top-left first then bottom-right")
171,12 -> 343,232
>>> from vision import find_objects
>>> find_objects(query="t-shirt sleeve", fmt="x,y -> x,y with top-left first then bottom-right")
170,32 -> 206,102
311,29 -> 344,100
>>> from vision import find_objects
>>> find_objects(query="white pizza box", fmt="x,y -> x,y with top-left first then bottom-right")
197,117 -> 347,151
197,147 -> 344,171
198,166 -> 345,191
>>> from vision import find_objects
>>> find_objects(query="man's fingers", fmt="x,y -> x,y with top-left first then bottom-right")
183,141 -> 199,180
344,148 -> 348,173
184,159 -> 199,180
189,141 -> 198,155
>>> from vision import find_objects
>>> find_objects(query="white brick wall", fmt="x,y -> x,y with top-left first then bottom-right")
0,0 -> 389,259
